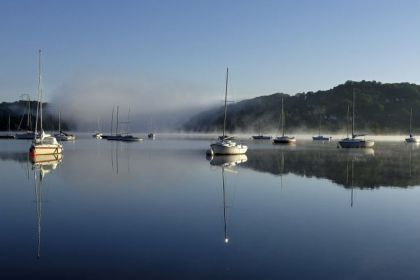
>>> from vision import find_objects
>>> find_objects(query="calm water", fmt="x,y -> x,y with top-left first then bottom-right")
1,136 -> 420,279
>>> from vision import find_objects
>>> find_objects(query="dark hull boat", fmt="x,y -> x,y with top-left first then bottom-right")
312,135 -> 330,141
273,136 -> 296,144
16,131 -> 36,139
252,135 -> 272,140
273,96 -> 296,145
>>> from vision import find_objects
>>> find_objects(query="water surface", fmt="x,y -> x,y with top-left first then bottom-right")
1,136 -> 420,279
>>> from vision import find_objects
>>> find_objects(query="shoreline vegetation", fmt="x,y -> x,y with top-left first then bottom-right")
2,80 -> 420,134
0,100 -> 70,131
184,80 -> 420,135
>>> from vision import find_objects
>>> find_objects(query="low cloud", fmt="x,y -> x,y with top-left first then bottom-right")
49,72 -> 220,131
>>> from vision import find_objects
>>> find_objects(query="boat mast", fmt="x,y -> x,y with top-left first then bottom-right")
409,107 -> 413,136
222,68 -> 229,138
127,106 -> 131,135
27,96 -> 31,130
110,106 -> 114,135
281,96 -> 285,137
39,50 -> 43,133
318,113 -> 321,136
346,104 -> 349,138
34,50 -> 42,139
8,114 -> 11,135
58,112 -> 61,132
352,89 -> 355,138
116,106 -> 119,135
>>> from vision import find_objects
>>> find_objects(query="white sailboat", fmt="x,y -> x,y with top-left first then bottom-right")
54,112 -> 76,141
210,68 -> 248,155
338,89 -> 374,148
92,118 -> 103,139
405,108 -> 419,143
273,96 -> 296,144
29,50 -> 63,157
148,117 -> 156,139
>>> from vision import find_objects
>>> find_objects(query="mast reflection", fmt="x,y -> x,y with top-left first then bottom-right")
31,154 -> 63,259
208,154 -> 247,244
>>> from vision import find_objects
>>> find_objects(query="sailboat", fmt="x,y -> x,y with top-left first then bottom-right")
100,106 -> 115,139
252,122 -> 272,140
273,96 -> 296,144
312,113 -> 331,141
92,117 -> 103,139
16,95 -> 36,139
29,50 -> 63,157
148,117 -> 156,139
338,89 -> 374,148
210,68 -> 248,155
54,112 -> 76,141
107,106 -> 143,142
0,115 -> 15,139
405,108 -> 419,143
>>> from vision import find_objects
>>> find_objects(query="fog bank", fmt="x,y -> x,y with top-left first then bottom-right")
49,73 -> 220,131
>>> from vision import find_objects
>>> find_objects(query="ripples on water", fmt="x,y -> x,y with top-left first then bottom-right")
0,136 -> 420,279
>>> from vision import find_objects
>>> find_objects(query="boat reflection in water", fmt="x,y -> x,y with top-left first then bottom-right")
208,154 -> 248,168
208,154 -> 247,244
31,153 -> 63,259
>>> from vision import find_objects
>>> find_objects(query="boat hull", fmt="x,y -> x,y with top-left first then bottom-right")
30,144 -> 63,156
16,132 -> 36,139
107,135 -> 143,142
210,143 -> 248,155
312,136 -> 330,141
30,153 -> 63,164
252,135 -> 272,140
273,136 -> 296,144
405,137 -> 420,143
338,139 -> 375,148
55,134 -> 76,141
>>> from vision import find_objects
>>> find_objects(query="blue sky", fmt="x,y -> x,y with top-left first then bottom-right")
0,0 -> 419,103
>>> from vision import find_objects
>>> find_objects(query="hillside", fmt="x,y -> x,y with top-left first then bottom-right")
0,100 -> 72,131
183,81 -> 420,134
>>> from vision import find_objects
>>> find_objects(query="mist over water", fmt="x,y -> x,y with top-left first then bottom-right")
49,73 -> 220,132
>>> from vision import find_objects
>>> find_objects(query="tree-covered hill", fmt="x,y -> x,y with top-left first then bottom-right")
183,81 -> 420,134
0,100 -> 72,131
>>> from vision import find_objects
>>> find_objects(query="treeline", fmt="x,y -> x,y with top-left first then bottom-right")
0,100 -> 72,131
183,80 -> 420,134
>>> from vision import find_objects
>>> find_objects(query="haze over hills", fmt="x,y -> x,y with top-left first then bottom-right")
0,101 -> 70,131
183,80 -> 420,135
3,80 -> 420,134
